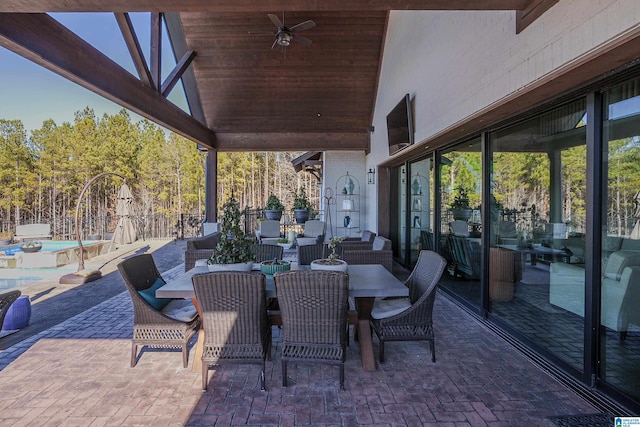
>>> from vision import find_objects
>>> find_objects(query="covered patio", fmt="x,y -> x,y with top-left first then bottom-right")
0,242 -> 601,426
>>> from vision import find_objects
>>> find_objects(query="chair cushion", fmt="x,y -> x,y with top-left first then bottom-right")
161,299 -> 198,322
603,251 -> 640,281
371,297 -> 411,319
137,277 -> 171,310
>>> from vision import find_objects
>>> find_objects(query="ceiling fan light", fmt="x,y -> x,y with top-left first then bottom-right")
278,33 -> 291,46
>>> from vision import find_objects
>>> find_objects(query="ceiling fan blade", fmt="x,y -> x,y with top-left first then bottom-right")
271,38 -> 280,50
290,20 -> 315,33
292,34 -> 312,46
248,31 -> 275,35
268,14 -> 283,29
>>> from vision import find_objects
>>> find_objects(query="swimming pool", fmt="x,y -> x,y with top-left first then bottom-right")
0,276 -> 42,291
0,240 -> 111,268
0,241 -> 94,256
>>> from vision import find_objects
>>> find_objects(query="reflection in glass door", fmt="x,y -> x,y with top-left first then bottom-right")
437,138 -> 482,306
489,98 -> 587,373
601,78 -> 640,402
408,158 -> 432,266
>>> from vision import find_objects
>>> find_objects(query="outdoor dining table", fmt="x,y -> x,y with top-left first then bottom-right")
156,263 -> 408,372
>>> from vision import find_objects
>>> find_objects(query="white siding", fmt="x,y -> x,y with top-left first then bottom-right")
365,0 -> 640,229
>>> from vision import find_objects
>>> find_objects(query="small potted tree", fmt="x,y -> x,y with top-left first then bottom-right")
292,186 -> 312,224
450,186 -> 472,221
207,195 -> 255,271
264,194 -> 284,221
310,236 -> 347,272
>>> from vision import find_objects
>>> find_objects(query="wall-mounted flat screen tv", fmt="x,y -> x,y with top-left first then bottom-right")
386,94 -> 414,156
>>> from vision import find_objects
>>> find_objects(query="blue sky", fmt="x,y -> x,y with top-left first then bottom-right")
0,12 -> 187,134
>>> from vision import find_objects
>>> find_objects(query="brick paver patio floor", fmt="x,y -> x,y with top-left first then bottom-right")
0,242 -> 602,426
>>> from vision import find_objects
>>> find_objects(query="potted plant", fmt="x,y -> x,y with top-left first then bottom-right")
0,231 -> 13,246
292,186 -> 313,224
264,194 -> 284,221
450,186 -> 472,221
207,195 -> 255,271
310,237 -> 347,272
276,237 -> 293,250
21,240 -> 43,253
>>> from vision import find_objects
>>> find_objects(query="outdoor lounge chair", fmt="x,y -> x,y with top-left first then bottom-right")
341,236 -> 393,272
118,254 -> 200,368
192,271 -> 271,391
448,234 -> 481,279
370,250 -> 446,363
184,231 -> 220,271
295,220 -> 326,246
255,219 -> 281,245
338,230 -> 377,250
253,243 -> 284,262
275,270 -> 349,389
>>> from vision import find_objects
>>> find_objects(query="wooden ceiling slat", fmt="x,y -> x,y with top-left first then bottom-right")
214,132 -> 369,152
0,1 -> 558,153
0,1 -> 532,13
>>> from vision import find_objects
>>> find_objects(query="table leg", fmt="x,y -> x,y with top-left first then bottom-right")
354,297 -> 377,371
191,298 -> 203,373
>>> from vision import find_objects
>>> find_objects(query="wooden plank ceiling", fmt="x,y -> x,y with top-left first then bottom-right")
0,1 -> 554,152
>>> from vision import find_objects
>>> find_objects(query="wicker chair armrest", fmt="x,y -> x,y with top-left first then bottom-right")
341,249 -> 393,272
338,241 -> 374,251
184,248 -> 213,271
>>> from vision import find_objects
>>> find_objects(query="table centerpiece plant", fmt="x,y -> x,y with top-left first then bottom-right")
264,193 -> 285,221
310,236 -> 347,272
207,195 -> 254,271
276,237 -> 293,250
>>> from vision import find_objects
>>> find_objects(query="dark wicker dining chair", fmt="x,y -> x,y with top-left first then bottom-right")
274,270 -> 349,389
118,254 -> 200,368
253,243 -> 284,263
192,271 -> 271,391
370,250 -> 446,363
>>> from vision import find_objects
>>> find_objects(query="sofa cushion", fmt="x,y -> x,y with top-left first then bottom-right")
603,236 -> 623,252
138,277 -> 170,310
604,251 -> 640,281
620,238 -> 640,251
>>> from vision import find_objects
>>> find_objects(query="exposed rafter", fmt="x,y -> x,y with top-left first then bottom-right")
0,13 -> 216,148
0,1 -> 536,13
114,12 -> 153,87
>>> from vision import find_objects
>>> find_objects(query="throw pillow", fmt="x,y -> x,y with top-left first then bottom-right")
138,277 -> 171,310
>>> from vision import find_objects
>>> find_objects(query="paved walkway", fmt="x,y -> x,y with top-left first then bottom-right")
0,241 -> 604,426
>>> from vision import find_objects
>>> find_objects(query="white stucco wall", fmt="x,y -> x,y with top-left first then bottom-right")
366,0 -> 640,231
322,151 -> 366,239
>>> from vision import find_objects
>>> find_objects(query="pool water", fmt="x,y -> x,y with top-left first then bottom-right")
0,241 -> 92,256
0,276 -> 42,290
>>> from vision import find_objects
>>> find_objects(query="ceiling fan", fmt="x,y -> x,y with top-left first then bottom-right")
250,13 -> 315,50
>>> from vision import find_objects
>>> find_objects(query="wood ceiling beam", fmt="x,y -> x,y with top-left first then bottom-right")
114,12 -> 154,87
0,1 -> 533,13
516,0 -> 558,33
0,13 -> 216,149
214,132 -> 369,152
161,49 -> 196,97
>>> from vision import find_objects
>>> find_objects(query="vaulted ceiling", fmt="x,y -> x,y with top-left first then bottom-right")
0,1 -> 556,152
